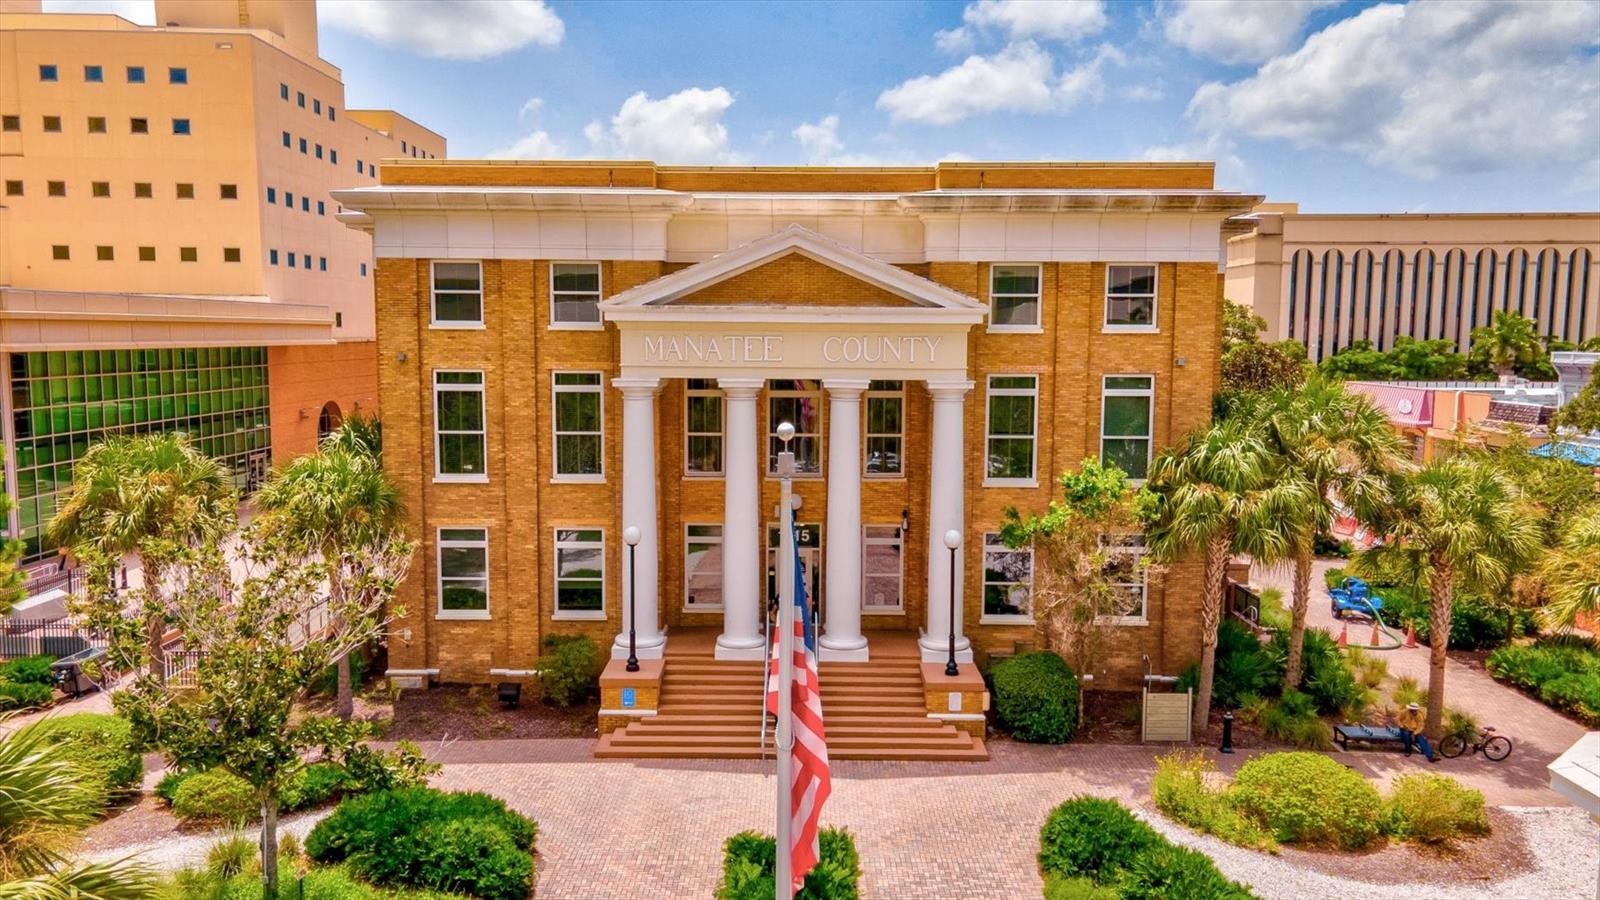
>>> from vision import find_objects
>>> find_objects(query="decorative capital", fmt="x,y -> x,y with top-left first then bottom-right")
925,380 -> 975,400
716,377 -> 765,399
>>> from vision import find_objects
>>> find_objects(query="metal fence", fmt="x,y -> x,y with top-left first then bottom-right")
1226,581 -> 1265,630
0,618 -> 107,661
163,650 -> 203,688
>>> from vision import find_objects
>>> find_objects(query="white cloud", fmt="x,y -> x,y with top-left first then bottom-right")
877,41 -> 1121,125
793,115 -> 844,165
40,0 -> 154,23
320,0 -> 562,60
934,27 -> 973,54
963,0 -> 1107,42
585,87 -> 740,164
1187,1 -> 1600,179
518,98 -> 545,121
1122,83 -> 1164,102
1142,134 -> 1248,188
488,130 -> 566,159
1160,0 -> 1338,65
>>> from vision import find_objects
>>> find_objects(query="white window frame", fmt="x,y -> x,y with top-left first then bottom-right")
552,371 -> 605,482
683,523 -> 724,611
549,261 -> 603,330
983,374 -> 1039,487
432,370 -> 487,483
1096,533 -> 1149,626
863,380 -> 904,479
430,260 -> 484,329
684,379 -> 724,477
988,263 -> 1043,332
436,526 -> 490,620
861,524 -> 904,614
1104,263 -> 1159,333
1100,374 -> 1155,483
980,532 -> 1034,624
766,380 -> 824,479
553,528 -> 606,620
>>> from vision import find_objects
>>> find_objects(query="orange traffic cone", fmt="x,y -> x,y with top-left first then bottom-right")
1337,622 -> 1349,649
1404,623 -> 1418,649
1369,620 -> 1381,648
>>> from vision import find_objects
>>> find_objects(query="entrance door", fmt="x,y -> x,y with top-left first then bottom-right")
767,522 -> 822,626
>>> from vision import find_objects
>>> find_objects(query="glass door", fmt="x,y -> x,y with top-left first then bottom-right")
767,522 -> 822,625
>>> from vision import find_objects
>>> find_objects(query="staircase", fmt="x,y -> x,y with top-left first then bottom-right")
594,641 -> 987,761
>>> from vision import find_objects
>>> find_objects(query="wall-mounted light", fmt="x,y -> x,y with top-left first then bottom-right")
397,351 -> 407,363
901,508 -> 910,535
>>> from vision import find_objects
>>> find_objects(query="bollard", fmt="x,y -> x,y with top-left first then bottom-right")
1220,710 -> 1235,754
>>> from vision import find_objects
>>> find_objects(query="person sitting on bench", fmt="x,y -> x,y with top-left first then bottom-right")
1398,703 -> 1438,762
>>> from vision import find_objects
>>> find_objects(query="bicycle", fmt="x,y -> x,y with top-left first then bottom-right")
1438,725 -> 1512,761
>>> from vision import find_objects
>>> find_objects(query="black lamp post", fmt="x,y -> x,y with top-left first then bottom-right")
943,529 -> 962,677
623,525 -> 641,672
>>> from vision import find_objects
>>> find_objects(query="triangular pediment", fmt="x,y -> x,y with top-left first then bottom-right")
600,225 -> 985,312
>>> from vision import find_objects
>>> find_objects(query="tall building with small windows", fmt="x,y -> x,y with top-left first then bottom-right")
341,159 -> 1259,756
0,0 -> 443,559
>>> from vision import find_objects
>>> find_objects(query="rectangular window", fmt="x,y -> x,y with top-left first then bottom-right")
220,184 -> 237,199
553,372 -> 603,478
313,99 -> 321,114
316,200 -> 324,215
2,115 -> 19,131
133,182 -> 152,198
51,245 -> 69,260
279,82 -> 288,100
985,375 -> 1038,484
431,261 -> 483,325
684,524 -> 724,610
982,532 -> 1033,621
91,181 -> 110,197
550,262 -> 602,326
360,262 -> 368,276
437,527 -> 488,617
298,137 -> 307,154
297,91 -> 305,108
126,65 -> 145,83
862,525 -> 904,612
1105,264 -> 1157,329
224,247 -> 241,262
39,64 -> 57,82
130,117 -> 148,134
357,160 -> 365,174
287,252 -> 296,267
1101,375 -> 1154,480
864,380 -> 903,476
267,187 -> 276,204
83,65 -> 103,82
314,143 -> 322,159
401,140 -> 408,154
318,256 -> 326,271
269,249 -> 278,266
86,116 -> 106,133
329,149 -> 337,164
42,116 -> 61,132
179,246 -> 197,262
684,379 -> 723,475
1099,534 -> 1149,623
138,246 -> 155,261
172,118 -> 190,135
285,191 -> 294,207
300,196 -> 309,212
554,529 -> 604,617
3,180 -> 20,196
329,106 -> 336,121
168,67 -> 187,84
95,245 -> 113,261
47,181 -> 64,196
767,379 -> 822,476
282,131 -> 290,148
175,183 -> 194,199
335,312 -> 342,327
302,253 -> 311,270
433,370 -> 486,479
989,263 -> 1042,330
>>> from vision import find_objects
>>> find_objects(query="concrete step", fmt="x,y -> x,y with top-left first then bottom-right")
594,736 -> 989,761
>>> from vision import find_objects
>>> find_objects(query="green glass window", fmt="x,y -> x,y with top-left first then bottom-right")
1101,376 -> 1154,480
553,372 -> 602,477
985,375 -> 1038,482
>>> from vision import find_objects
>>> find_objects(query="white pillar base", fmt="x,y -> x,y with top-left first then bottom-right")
819,643 -> 870,662
611,634 -> 667,660
713,638 -> 766,661
917,634 -> 974,664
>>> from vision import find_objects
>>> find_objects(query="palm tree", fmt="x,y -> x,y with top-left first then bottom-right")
318,411 -> 383,460
253,424 -> 403,719
1473,311 -> 1542,382
1363,458 -> 1541,738
1246,375 -> 1403,691
48,433 -> 237,680
0,715 -> 157,898
1145,419 -> 1309,729
1540,508 -> 1600,631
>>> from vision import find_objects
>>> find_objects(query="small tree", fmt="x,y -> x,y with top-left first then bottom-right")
999,459 -> 1150,678
1469,311 -> 1544,381
108,522 -> 413,898
1552,366 -> 1600,435
0,490 -> 26,616
1540,509 -> 1600,631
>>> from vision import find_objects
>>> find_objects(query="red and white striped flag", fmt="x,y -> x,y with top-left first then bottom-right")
767,522 -> 830,894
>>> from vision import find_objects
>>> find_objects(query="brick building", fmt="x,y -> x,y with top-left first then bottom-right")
339,160 -> 1260,750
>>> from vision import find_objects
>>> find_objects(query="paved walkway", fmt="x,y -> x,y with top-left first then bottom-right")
1252,559 -> 1587,790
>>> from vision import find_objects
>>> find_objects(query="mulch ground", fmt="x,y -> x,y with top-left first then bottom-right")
1273,807 -> 1534,887
383,685 -> 599,742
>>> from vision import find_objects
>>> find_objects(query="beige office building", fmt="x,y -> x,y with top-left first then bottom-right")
1226,205 -> 1600,361
0,0 -> 444,558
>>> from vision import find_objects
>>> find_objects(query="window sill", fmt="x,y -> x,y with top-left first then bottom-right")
863,473 -> 906,481
1102,325 -> 1159,335
549,322 -> 604,331
683,471 -> 725,480
983,478 -> 1039,489
1096,616 -> 1149,627
428,321 -> 486,330
979,614 -> 1034,626
552,611 -> 606,621
986,325 -> 1044,334
550,475 -> 606,485
862,607 -> 905,616
434,474 -> 489,484
766,473 -> 824,481
436,611 -> 491,621
684,605 -> 725,613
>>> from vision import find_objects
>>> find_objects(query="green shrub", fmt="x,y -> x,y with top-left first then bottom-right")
1151,751 -> 1275,852
714,828 -> 860,900
173,769 -> 259,825
1037,797 -> 1160,884
538,635 -> 599,708
206,829 -> 257,878
1228,752 -> 1384,849
1384,773 -> 1489,845
34,713 -> 142,807
991,652 -> 1079,743
1344,647 -> 1388,689
279,761 -> 348,812
1118,844 -> 1254,899
1256,588 -> 1291,632
173,864 -> 474,899
1042,874 -> 1117,900
1260,690 -> 1331,750
306,787 -> 536,900
1488,637 -> 1600,725
1267,629 -> 1363,716
1374,585 -> 1526,651
155,768 -> 197,806
313,651 -> 371,699
1,654 -> 57,685
1323,567 -> 1347,591
1177,621 -> 1275,713
0,679 -> 55,711
1392,675 -> 1426,708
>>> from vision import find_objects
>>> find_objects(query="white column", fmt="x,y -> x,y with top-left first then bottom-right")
614,377 -> 666,659
820,379 -> 869,661
921,380 -> 975,663
716,378 -> 766,660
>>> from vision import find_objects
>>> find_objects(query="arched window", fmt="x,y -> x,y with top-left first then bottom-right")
1288,249 -> 1314,342
1352,249 -> 1376,345
1410,249 -> 1436,340
1379,249 -> 1405,351
1472,249 -> 1498,334
1534,248 -> 1561,337
1505,248 -> 1530,317
1443,249 -> 1467,350
317,401 -> 343,443
1570,248 -> 1594,342
1318,249 -> 1344,361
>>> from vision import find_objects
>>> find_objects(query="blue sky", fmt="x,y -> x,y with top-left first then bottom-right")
46,0 -> 1600,213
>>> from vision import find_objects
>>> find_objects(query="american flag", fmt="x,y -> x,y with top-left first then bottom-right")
767,521 -> 831,894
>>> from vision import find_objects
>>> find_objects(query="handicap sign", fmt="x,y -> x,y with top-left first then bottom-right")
620,687 -> 636,709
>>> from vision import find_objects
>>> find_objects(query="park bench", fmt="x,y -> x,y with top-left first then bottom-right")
1332,724 -> 1413,753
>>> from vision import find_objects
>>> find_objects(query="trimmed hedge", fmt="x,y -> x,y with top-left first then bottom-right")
1487,637 -> 1600,725
34,713 -> 142,808
538,635 -> 600,708
991,652 -> 1079,743
715,828 -> 860,900
1228,753 -> 1383,849
172,768 -> 258,825
280,761 -> 348,812
1037,797 -> 1254,898
155,768 -> 197,806
307,787 -> 536,900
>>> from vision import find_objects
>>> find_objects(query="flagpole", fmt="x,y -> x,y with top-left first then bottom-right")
774,421 -> 796,900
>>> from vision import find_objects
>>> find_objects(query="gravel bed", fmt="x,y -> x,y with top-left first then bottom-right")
1141,806 -> 1599,900
83,808 -> 333,872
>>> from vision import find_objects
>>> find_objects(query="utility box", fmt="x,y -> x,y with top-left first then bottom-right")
1142,688 -> 1193,743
